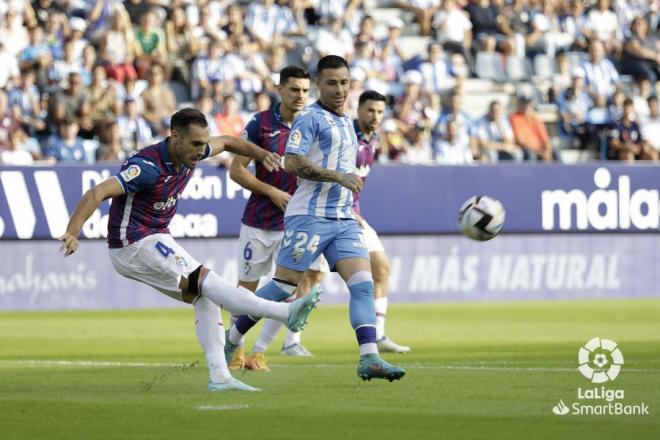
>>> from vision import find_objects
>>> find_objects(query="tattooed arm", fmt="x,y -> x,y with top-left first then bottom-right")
284,153 -> 363,192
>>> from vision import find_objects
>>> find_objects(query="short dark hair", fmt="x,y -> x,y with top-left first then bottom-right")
170,108 -> 208,132
358,90 -> 386,106
317,55 -> 349,76
279,65 -> 310,86
623,98 -> 634,107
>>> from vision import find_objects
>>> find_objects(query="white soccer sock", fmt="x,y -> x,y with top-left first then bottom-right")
284,329 -> 301,347
194,296 -> 231,383
200,271 -> 290,322
374,297 -> 388,340
253,319 -> 284,353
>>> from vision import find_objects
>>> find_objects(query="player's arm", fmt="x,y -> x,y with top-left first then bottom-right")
58,178 -> 124,256
208,135 -> 281,172
285,153 -> 363,193
229,154 -> 291,211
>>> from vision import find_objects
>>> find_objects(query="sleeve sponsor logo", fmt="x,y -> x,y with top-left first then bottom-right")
120,164 -> 141,182
287,129 -> 302,149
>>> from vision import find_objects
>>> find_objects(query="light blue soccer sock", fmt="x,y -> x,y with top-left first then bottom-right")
228,279 -> 296,345
347,271 -> 378,356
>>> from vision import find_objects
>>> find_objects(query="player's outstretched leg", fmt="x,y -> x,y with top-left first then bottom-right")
346,270 -> 406,382
193,296 -> 260,391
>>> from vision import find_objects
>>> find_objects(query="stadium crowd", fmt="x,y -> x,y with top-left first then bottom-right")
0,0 -> 658,166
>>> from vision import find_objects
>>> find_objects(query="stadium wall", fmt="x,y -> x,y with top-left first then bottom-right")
0,164 -> 658,310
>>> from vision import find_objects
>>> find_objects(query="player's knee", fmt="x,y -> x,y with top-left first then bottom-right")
181,265 -> 208,303
347,271 -> 374,297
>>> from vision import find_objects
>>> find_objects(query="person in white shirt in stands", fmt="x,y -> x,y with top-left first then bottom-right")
475,100 -> 522,163
640,95 -> 660,154
434,116 -> 475,165
582,0 -> 620,54
433,0 -> 473,70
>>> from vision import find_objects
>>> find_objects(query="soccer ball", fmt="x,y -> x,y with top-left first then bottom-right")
459,195 -> 505,241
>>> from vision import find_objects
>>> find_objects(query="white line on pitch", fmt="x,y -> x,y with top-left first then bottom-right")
197,404 -> 249,411
0,359 -> 656,373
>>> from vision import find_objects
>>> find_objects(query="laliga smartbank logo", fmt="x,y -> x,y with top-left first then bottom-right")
552,338 -> 650,417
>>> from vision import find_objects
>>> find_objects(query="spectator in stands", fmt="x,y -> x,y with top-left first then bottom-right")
254,91 -> 272,113
579,39 -> 619,105
640,96 -> 660,155
351,40 -> 388,96
315,15 -> 355,61
0,41 -> 21,90
48,72 -> 93,136
191,40 -> 226,100
50,38 -> 83,88
474,100 -> 522,162
354,15 -> 377,49
379,118 -> 408,163
43,118 -> 86,163
395,70 -> 437,142
524,0 -> 573,59
557,70 -> 593,149
80,45 -> 98,87
549,50 -> 572,103
433,0 -> 474,71
87,64 -> 120,129
116,97 -> 152,152
620,16 -> 659,83
135,9 -> 167,78
583,0 -> 620,54
42,12 -> 65,60
434,116 -> 475,165
9,69 -> 46,136
394,0 -> 440,36
632,78 -> 653,120
0,9 -> 29,57
433,88 -> 472,154
379,18 -> 406,83
1,128 -> 35,165
18,26 -> 50,71
140,63 -> 176,136
465,0 -> 512,54
419,42 -> 453,95
0,90 -> 21,151
403,123 -> 434,164
222,4 -> 252,49
165,6 -> 200,87
95,120 -> 126,162
68,17 -> 89,64
246,0 -> 294,52
509,96 -> 557,162
607,98 -> 656,161
214,94 -> 245,138
99,8 -> 139,85
560,0 -> 589,52
197,93 -> 221,136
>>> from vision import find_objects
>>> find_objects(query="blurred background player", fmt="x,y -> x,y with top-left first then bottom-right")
225,56 -> 405,382
228,66 -> 329,372
58,108 -> 320,392
351,90 -> 410,354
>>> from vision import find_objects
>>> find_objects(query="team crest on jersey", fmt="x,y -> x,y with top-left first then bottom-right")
174,255 -> 187,266
120,164 -> 141,182
240,130 -> 248,140
287,129 -> 302,149
243,262 -> 252,275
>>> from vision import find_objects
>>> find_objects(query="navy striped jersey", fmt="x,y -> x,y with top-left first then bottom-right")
107,139 -> 210,248
352,119 -> 378,216
241,105 -> 296,231
284,101 -> 358,219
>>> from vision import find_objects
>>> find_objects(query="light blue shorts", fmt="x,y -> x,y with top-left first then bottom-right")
276,215 -> 369,272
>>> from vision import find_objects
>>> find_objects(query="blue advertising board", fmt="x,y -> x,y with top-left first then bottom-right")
0,163 -> 658,239
0,234 -> 657,310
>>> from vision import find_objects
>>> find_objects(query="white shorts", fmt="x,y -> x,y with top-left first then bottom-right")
361,218 -> 385,253
109,233 -> 200,301
238,223 -> 329,282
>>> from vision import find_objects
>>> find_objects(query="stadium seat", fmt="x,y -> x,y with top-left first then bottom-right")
475,52 -> 506,82
505,56 -> 531,81
533,54 -> 554,79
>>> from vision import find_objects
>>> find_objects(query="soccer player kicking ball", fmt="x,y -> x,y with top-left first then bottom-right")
225,56 -> 405,382
229,66 -> 328,372
57,108 -> 320,392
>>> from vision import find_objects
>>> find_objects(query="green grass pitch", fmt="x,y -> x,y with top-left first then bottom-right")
1,299 -> 659,440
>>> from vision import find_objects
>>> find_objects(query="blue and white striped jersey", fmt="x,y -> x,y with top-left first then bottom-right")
284,101 -> 358,219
